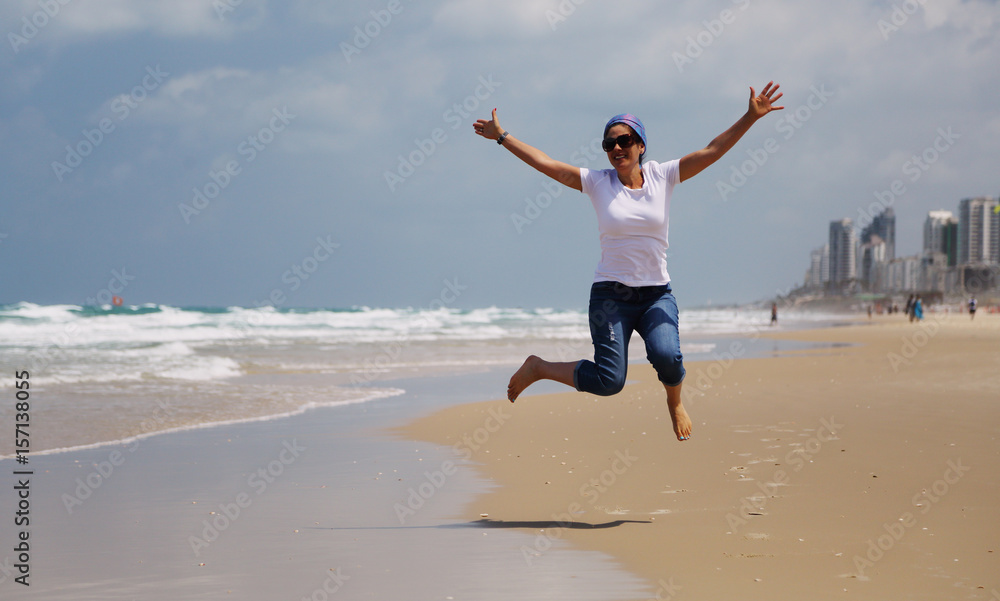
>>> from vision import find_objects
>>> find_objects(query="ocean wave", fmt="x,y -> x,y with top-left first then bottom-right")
0,302 -> 848,388
0,303 -> 594,348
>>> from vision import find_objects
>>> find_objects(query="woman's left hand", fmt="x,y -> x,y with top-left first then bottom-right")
748,81 -> 784,119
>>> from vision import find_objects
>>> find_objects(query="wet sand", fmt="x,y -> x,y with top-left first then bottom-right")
0,370 -> 651,600
402,312 -> 1000,600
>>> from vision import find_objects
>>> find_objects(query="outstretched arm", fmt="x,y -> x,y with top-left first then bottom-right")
474,109 -> 583,192
678,82 -> 783,183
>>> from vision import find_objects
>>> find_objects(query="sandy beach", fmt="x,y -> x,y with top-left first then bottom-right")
2,310 -> 996,600
402,312 -> 1000,600
0,368 -> 655,600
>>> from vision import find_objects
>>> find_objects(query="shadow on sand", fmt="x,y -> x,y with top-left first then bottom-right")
447,518 -> 651,530
306,518 -> 651,531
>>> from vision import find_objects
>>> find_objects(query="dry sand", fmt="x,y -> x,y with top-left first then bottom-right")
402,312 -> 1000,600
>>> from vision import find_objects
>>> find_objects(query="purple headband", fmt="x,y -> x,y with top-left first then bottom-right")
604,113 -> 647,148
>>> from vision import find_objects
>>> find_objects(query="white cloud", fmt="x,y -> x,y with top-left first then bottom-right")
923,0 -> 997,37
433,0 -> 561,38
106,60 -> 396,157
2,0 -> 267,45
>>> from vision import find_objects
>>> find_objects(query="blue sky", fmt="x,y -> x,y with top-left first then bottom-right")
1,0 -> 998,310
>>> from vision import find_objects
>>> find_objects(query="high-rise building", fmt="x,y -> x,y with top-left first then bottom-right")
861,208 -> 895,261
958,197 -> 999,264
820,243 -> 830,284
806,245 -> 829,288
924,210 -> 953,254
924,210 -> 959,267
943,219 -> 959,267
993,199 -> 1000,264
858,236 -> 886,290
829,219 -> 856,286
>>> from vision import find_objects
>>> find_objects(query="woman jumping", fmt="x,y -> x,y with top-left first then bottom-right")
474,82 -> 783,441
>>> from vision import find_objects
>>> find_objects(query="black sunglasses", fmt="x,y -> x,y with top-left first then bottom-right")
602,134 -> 638,152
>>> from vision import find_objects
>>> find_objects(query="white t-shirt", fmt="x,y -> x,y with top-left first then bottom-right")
580,159 -> 681,287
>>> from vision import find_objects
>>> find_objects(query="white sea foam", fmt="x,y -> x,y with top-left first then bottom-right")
1,302 -> 843,347
0,302 -> 846,387
0,302 -> 851,457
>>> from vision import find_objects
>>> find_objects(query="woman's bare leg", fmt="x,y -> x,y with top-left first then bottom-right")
507,355 -> 577,402
663,381 -> 692,441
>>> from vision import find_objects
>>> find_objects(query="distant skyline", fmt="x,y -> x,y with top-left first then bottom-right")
804,195 -> 999,295
2,1 -> 999,310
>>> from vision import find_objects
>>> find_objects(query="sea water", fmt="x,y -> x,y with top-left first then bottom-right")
0,302 -> 848,455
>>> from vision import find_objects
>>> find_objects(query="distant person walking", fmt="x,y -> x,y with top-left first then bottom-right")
969,296 -> 977,320
770,302 -> 778,326
905,294 -> 915,322
474,82 -> 784,442
913,296 -> 924,321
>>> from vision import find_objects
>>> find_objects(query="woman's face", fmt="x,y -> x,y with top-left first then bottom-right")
605,123 -> 645,171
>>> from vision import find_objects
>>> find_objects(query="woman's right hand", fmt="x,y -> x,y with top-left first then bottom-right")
473,108 -> 503,141
470,109 -> 583,191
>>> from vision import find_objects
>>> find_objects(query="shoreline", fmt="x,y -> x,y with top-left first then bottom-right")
0,386 -> 406,461
0,368 -> 655,600
401,313 -> 1000,600
1,309 -> 858,459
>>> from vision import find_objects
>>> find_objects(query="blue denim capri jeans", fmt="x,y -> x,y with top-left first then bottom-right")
573,281 -> 685,396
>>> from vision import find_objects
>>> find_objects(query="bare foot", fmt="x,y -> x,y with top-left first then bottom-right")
669,402 -> 692,441
508,355 -> 542,402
